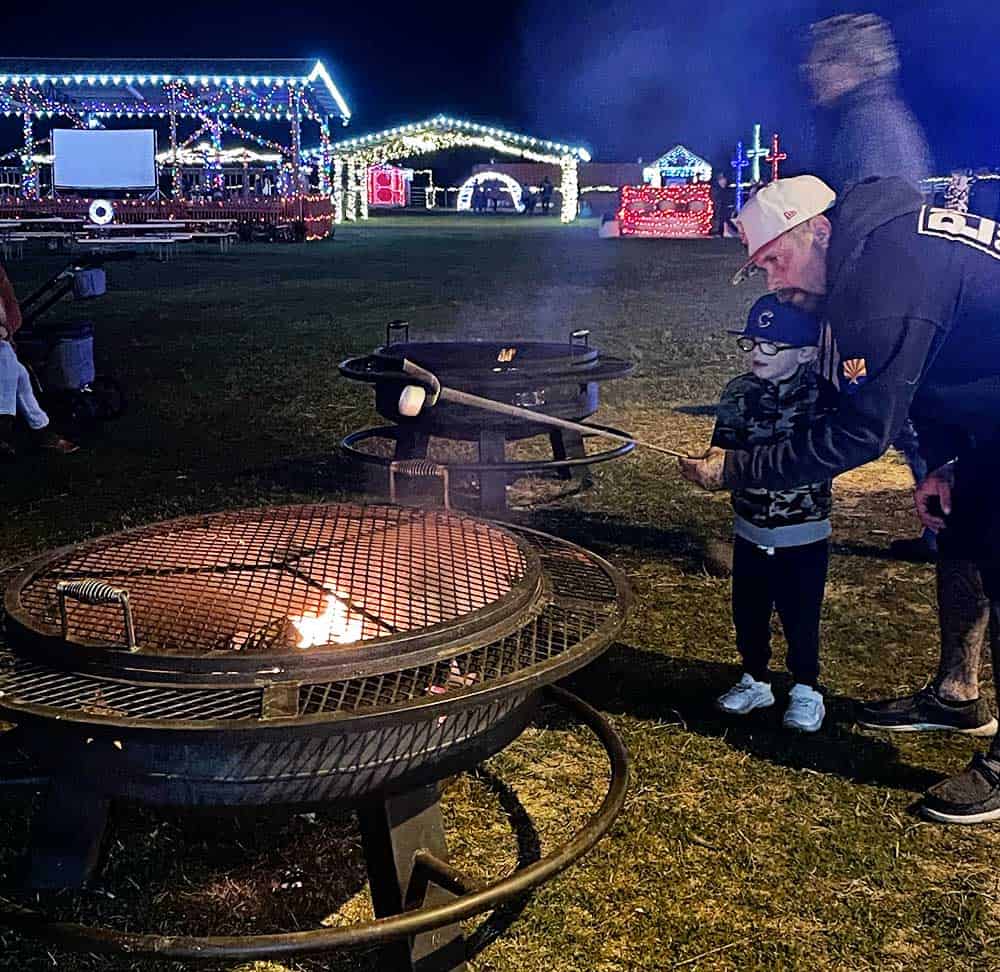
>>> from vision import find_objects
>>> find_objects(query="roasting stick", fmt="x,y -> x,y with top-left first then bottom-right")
400,358 -> 691,460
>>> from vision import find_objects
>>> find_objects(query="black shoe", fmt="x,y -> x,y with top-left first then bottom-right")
920,754 -> 1000,824
856,684 -> 997,736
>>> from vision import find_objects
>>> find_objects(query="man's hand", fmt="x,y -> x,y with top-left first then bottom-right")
915,462 -> 955,531
679,446 -> 727,492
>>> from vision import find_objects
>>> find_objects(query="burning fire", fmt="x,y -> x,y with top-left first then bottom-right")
289,590 -> 363,648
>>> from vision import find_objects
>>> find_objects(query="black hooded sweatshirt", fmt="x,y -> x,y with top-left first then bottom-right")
724,176 -> 1000,491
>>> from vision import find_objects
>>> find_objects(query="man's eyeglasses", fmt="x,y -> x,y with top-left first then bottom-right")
736,337 -> 802,356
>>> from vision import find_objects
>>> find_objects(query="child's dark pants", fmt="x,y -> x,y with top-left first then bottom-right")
732,536 -> 829,687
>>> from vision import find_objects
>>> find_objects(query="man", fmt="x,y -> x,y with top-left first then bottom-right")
800,11 -> 992,752
680,174 -> 1000,823
804,13 -> 931,194
805,12 -> 936,565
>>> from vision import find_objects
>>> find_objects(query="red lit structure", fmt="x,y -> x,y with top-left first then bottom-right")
367,165 -> 409,208
617,184 -> 713,238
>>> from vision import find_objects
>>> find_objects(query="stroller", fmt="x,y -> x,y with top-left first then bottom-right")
15,256 -> 124,430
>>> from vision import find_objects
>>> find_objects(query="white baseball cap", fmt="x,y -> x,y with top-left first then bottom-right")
732,175 -> 836,285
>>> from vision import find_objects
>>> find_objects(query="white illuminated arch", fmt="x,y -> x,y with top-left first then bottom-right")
456,171 -> 524,212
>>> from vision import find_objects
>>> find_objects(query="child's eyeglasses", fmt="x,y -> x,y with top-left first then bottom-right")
736,337 -> 801,356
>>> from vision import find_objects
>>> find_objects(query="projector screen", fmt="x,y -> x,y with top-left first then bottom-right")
52,129 -> 157,189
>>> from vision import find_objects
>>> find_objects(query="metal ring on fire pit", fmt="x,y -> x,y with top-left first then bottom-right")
0,685 -> 628,963
342,422 -> 636,474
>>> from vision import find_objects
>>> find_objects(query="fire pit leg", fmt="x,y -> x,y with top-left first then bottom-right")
24,783 -> 110,890
478,430 -> 508,512
549,430 -> 593,485
394,427 -> 431,461
358,783 -> 468,972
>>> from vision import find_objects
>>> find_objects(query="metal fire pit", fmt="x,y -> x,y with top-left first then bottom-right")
0,502 -> 630,971
340,322 -> 636,510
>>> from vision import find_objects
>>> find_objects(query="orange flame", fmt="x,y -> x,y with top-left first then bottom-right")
289,590 -> 363,648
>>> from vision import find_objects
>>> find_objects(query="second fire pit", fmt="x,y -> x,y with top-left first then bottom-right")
340,322 -> 636,510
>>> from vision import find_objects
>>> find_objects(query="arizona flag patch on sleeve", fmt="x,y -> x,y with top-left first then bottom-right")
842,358 -> 867,389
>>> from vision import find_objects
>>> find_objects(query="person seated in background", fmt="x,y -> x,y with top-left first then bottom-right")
0,263 -> 77,460
710,294 -> 837,733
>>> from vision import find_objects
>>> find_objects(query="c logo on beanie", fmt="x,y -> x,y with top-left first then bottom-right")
757,310 -> 774,328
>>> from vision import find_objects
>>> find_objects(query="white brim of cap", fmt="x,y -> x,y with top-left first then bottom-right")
731,258 -> 762,286
730,201 -> 836,286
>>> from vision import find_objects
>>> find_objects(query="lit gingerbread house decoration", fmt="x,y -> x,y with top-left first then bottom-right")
619,144 -> 713,238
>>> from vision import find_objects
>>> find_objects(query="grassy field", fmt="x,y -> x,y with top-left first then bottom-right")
1,216 -> 997,971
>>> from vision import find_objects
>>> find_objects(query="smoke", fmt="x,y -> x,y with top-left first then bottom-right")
516,0 -> 1000,172
517,0 -> 818,171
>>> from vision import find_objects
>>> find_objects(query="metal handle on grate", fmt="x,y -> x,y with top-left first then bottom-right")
570,328 -> 590,348
389,459 -> 451,509
56,580 -> 138,652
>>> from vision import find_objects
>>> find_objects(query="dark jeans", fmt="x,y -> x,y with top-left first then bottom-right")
732,535 -> 830,687
938,443 -> 1000,599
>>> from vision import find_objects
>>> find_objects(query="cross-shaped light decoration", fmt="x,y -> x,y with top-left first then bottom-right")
747,123 -> 768,184
731,140 -> 749,213
766,132 -> 787,181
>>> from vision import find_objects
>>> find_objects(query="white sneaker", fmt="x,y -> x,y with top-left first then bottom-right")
783,684 -> 825,732
716,673 -> 775,715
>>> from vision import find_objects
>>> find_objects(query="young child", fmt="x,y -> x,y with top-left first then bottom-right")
710,293 -> 837,732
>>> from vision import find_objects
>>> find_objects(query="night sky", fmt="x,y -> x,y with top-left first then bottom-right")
4,0 -> 998,174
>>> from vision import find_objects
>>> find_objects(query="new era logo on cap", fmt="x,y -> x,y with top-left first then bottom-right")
732,176 -> 837,285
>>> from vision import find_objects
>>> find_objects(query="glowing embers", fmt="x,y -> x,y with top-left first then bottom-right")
289,588 -> 363,648
617,184 -> 713,238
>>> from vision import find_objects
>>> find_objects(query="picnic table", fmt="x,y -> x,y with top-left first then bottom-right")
0,217 -> 85,228
0,218 -> 85,258
81,220 -> 238,253
74,234 -> 194,262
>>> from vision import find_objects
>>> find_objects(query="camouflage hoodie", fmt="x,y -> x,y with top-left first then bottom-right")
712,365 -> 837,547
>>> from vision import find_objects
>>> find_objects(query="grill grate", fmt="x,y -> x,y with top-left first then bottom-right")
0,520 -> 626,725
12,505 -> 531,656
0,654 -> 262,721
298,600 -> 607,715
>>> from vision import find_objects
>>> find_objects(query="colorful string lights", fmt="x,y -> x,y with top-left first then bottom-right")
747,124 -> 768,185
766,132 -> 787,181
328,116 -> 589,223
617,184 -> 713,238
642,145 -> 712,186
731,141 -> 749,213
0,60 -> 350,206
